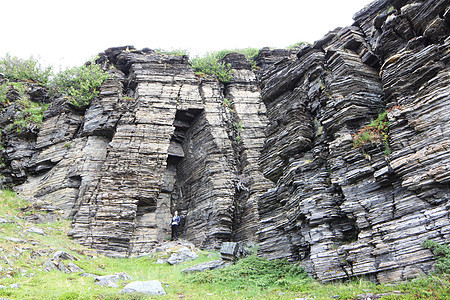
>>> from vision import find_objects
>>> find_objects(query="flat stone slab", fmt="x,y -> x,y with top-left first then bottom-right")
120,280 -> 166,295
182,259 -> 233,274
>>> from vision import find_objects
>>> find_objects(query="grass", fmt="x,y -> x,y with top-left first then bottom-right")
352,110 -> 391,154
1,190 -> 449,299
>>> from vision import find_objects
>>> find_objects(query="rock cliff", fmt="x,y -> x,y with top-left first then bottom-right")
1,0 -> 449,283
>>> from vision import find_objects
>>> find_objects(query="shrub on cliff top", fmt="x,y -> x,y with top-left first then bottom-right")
190,48 -> 260,82
49,61 -> 110,107
190,52 -> 234,83
0,54 -> 52,85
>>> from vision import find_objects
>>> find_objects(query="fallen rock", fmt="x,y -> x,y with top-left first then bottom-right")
0,217 -> 12,224
1,237 -> 26,243
53,251 -> 77,261
167,247 -> 198,265
182,259 -> 232,274
95,272 -> 132,288
220,242 -> 250,261
120,280 -> 166,295
43,251 -> 84,273
26,227 -> 45,235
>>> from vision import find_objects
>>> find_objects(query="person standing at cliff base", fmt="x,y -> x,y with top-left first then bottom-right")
171,211 -> 180,241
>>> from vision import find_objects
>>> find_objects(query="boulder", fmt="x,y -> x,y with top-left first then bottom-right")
95,272 -> 132,288
167,247 -> 198,265
43,251 -> 84,273
220,242 -> 251,261
120,280 -> 166,295
182,259 -> 232,274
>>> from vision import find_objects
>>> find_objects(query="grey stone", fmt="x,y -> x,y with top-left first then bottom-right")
95,272 -> 132,287
120,280 -> 166,295
1,237 -> 26,243
220,242 -> 250,261
53,251 -> 77,261
26,227 -> 45,235
0,217 -> 11,224
167,247 -> 198,265
182,259 -> 232,274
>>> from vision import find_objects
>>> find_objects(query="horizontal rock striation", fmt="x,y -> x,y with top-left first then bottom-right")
10,46 -> 269,257
1,0 -> 447,283
256,0 -> 450,283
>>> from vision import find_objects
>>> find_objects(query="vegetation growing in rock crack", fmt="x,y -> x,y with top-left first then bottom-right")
190,52 -> 234,83
0,55 -> 52,132
190,48 -> 259,83
421,240 -> 450,274
352,110 -> 391,154
0,54 -> 110,134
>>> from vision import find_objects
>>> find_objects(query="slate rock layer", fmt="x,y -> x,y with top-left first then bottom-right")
2,0 -> 448,283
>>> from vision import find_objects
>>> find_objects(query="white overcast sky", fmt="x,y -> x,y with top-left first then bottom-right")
1,0 -> 374,70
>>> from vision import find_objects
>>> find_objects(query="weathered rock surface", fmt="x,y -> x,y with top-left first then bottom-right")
0,0 -> 447,284
95,272 -> 132,288
166,246 -> 198,265
43,251 -> 84,273
255,0 -> 450,283
120,280 -> 166,296
181,259 -> 232,274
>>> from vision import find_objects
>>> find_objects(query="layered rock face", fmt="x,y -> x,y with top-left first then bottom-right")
256,0 -> 450,283
13,47 -> 270,257
2,0 -> 448,283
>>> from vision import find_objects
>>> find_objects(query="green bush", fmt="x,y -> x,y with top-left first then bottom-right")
186,256 -> 309,289
287,42 -> 311,49
215,48 -> 260,68
190,48 -> 260,83
190,52 -> 234,83
422,240 -> 450,274
49,62 -> 110,107
0,54 -> 52,85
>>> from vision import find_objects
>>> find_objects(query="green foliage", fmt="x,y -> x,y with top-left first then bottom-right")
353,110 -> 391,154
154,48 -> 189,56
49,62 -> 110,107
287,41 -> 311,49
14,98 -> 49,130
0,84 -> 8,105
215,48 -> 260,68
0,80 -> 48,132
0,189 -> 28,215
0,54 -> 52,85
0,191 -> 449,300
190,48 -> 260,82
186,256 -> 309,289
222,97 -> 231,107
190,52 -> 234,83
422,240 -> 450,274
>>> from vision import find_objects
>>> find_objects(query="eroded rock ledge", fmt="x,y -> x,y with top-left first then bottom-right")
3,0 -> 449,283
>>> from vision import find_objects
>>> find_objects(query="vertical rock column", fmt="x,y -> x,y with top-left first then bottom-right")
71,51 -> 203,256
222,53 -> 273,242
176,78 -> 237,249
